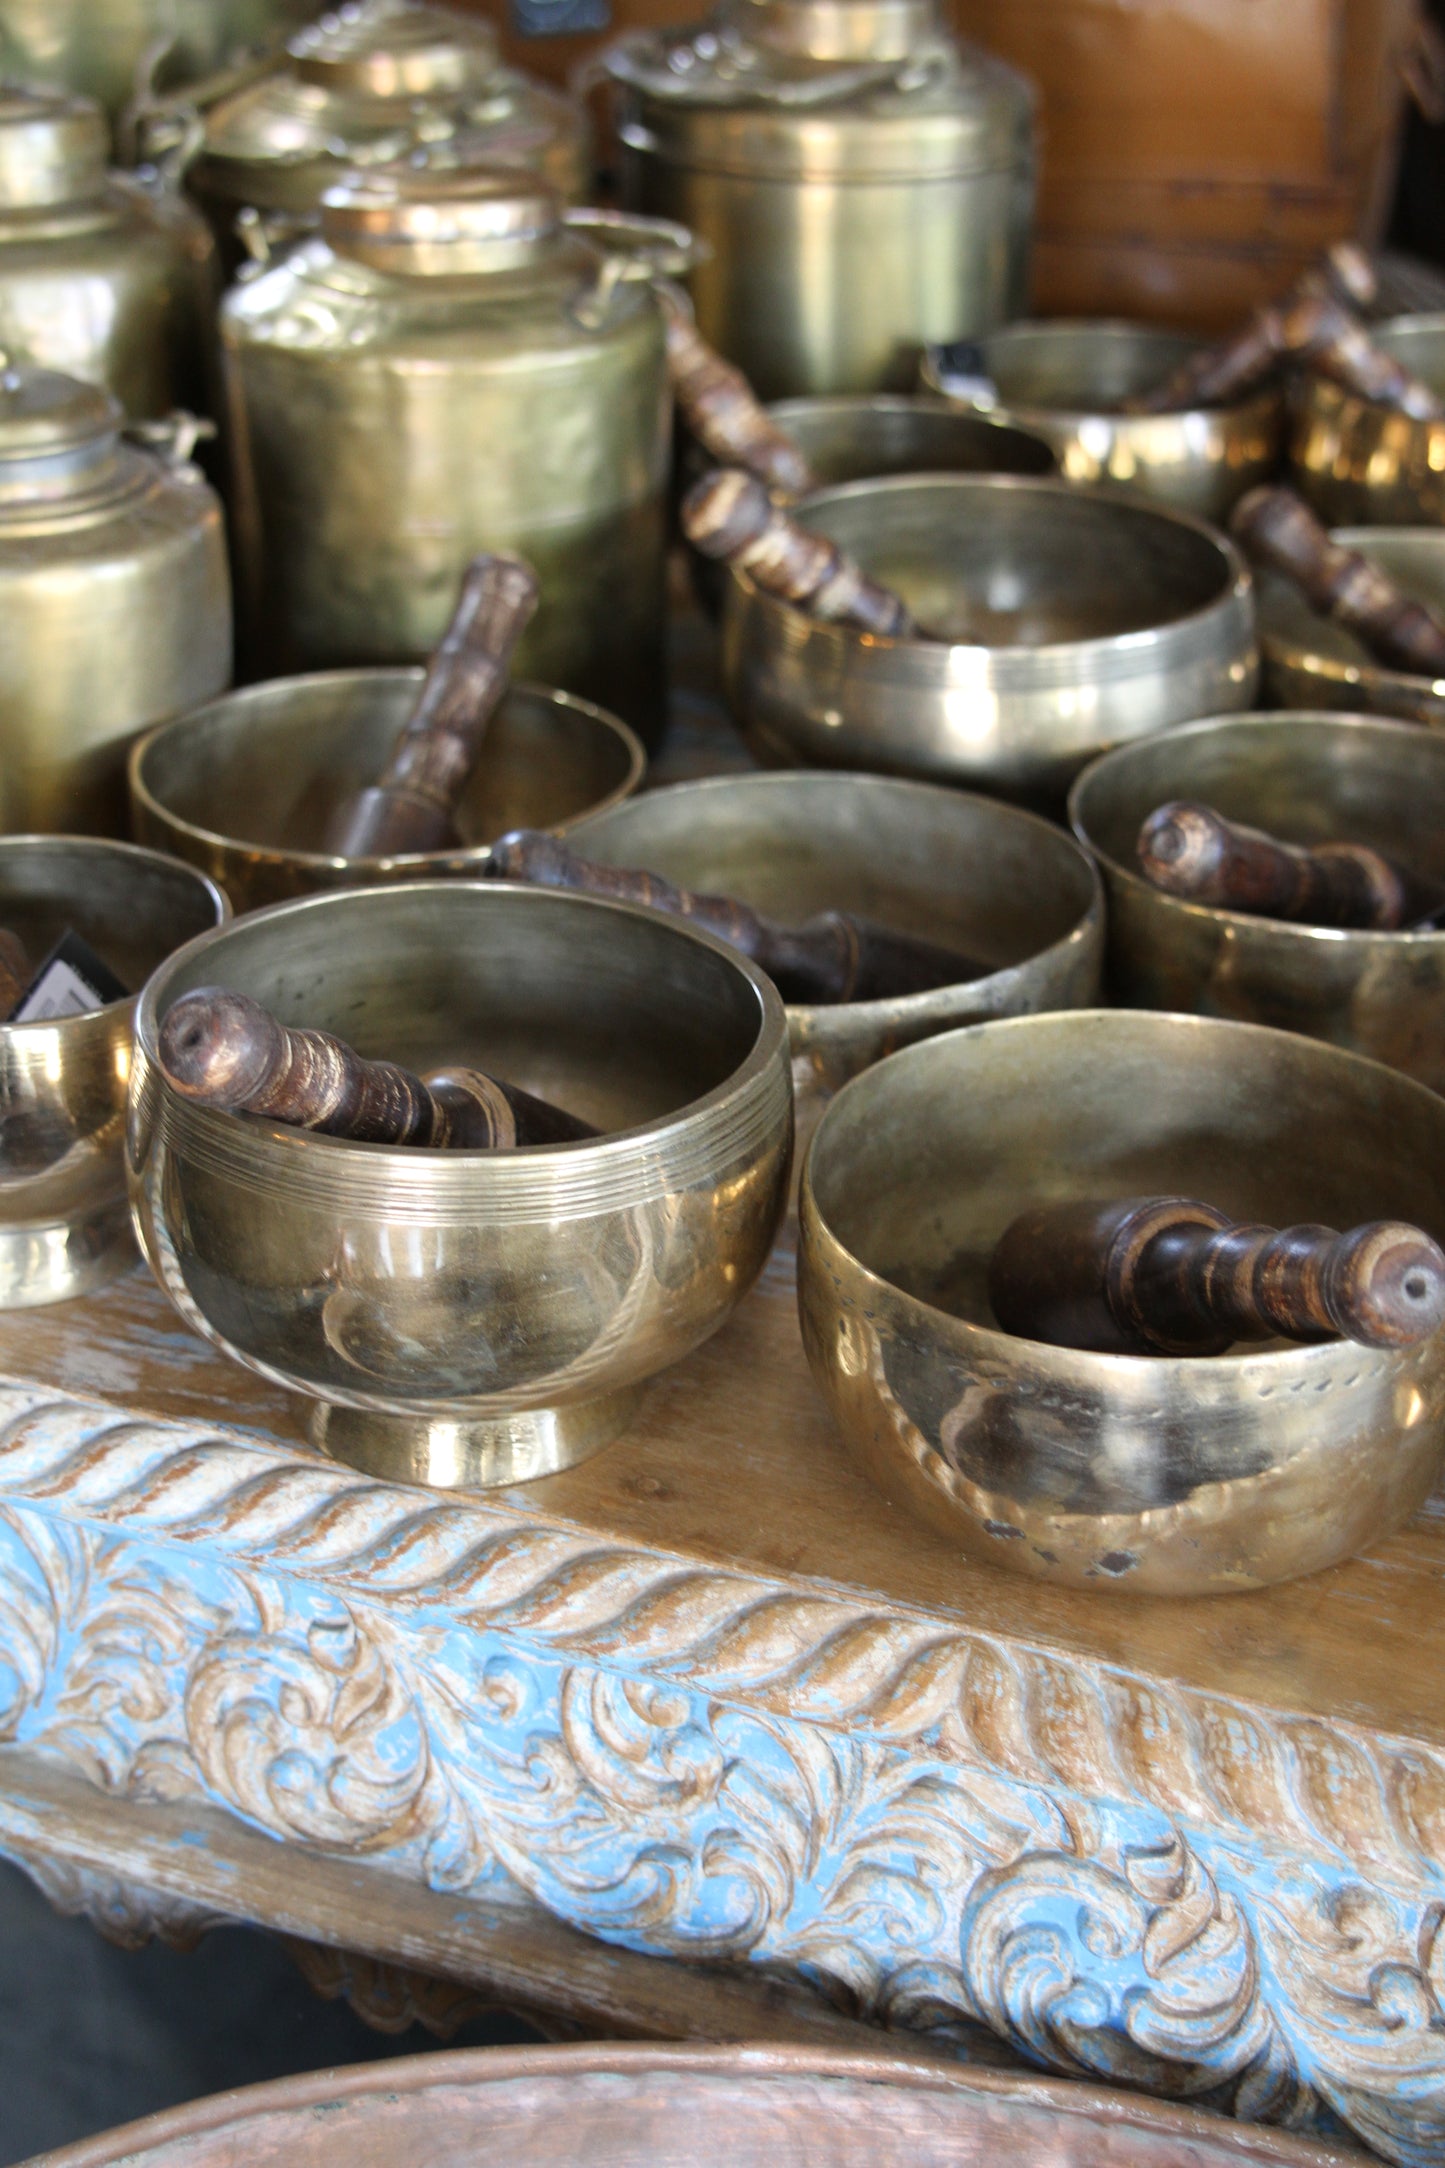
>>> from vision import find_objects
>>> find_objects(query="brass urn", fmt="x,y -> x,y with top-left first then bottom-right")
0,0 -> 311,128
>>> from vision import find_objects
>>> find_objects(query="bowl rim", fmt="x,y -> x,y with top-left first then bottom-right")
128,669 -> 648,875
922,317 -> 1283,430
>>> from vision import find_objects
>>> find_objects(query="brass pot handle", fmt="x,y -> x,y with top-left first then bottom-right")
124,412 -> 217,471
234,205 -> 316,271
565,210 -> 709,329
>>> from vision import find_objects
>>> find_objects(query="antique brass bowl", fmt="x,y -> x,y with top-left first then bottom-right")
720,475 -> 1258,802
799,1009 -> 1445,1596
570,770 -> 1102,1163
1256,527 -> 1445,724
0,836 -> 226,1307
130,668 -> 646,915
130,881 -> 792,1487
1070,711 -> 1445,1090
1289,314 -> 1445,526
768,395 -> 1056,486
921,320 -> 1281,520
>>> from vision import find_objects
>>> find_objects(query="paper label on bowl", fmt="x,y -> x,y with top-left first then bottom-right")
10,931 -> 129,1022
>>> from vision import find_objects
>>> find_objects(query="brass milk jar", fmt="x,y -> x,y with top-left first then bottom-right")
0,0 -> 311,128
0,364 -> 231,834
221,168 -> 672,739
604,0 -> 1034,398
0,86 -> 214,418
182,0 -> 590,258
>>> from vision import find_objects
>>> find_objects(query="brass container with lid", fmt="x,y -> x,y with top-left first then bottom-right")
0,85 -> 215,418
0,361 -> 231,834
177,0 -> 589,260
221,165 -> 675,741
604,0 -> 1034,397
0,0 -> 311,129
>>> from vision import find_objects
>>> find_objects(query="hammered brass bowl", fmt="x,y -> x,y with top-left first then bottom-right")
129,669 -> 646,915
0,836 -> 227,1307
921,320 -> 1281,521
720,475 -> 1258,803
570,770 -> 1103,1162
1256,527 -> 1445,724
1070,711 -> 1445,1089
798,1009 -> 1445,1596
1289,313 -> 1445,526
130,880 -> 792,1487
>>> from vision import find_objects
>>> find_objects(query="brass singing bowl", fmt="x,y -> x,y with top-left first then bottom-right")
569,769 -> 1103,1166
720,475 -> 1258,803
1256,527 -> 1445,725
1289,313 -> 1445,526
799,1009 -> 1445,1596
0,837 -> 226,1308
920,320 -> 1281,521
1070,711 -> 1445,1090
129,881 -> 792,1488
129,668 -> 646,916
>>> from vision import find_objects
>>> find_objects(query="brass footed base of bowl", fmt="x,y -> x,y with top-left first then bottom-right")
310,1383 -> 647,1489
0,1198 -> 136,1308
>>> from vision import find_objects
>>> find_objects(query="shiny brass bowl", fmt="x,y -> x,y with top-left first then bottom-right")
1070,711 -> 1445,1090
0,836 -> 227,1307
130,880 -> 792,1487
1289,313 -> 1445,526
720,475 -> 1258,803
799,1009 -> 1445,1596
570,770 -> 1103,1162
129,668 -> 646,916
1256,527 -> 1445,724
921,320 -> 1281,521
768,395 -> 1057,486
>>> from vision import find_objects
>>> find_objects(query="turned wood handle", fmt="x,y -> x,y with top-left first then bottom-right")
1136,799 -> 1409,930
661,292 -> 815,499
324,553 -> 540,860
0,929 -> 31,1018
490,828 -> 985,1004
1231,486 -> 1445,676
157,987 -> 595,1149
1127,243 -> 1380,414
680,467 -> 917,639
1278,291 -> 1445,420
988,1195 -> 1445,1355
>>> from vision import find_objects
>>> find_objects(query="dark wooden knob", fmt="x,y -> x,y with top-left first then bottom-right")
988,1195 -> 1445,1356
661,292 -> 815,499
1278,291 -> 1445,420
1231,486 -> 1445,676
324,552 -> 540,860
490,828 -> 986,1004
1136,800 -> 1409,930
0,929 -> 31,1018
680,467 -> 917,639
158,987 -> 595,1150
1126,243 -> 1380,413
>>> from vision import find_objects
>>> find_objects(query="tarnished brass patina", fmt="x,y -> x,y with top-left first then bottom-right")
799,1009 -> 1445,1596
570,769 -> 1101,1169
171,0 -> 588,262
0,364 -> 230,836
604,0 -> 1033,398
921,319 -> 1280,522
1290,314 -> 1445,527
1071,711 -> 1445,1091
130,881 -> 792,1485
0,86 -> 214,417
719,474 -> 1257,801
0,0 -> 309,128
1258,525 -> 1445,724
130,667 -> 645,915
0,836 -> 225,1308
221,167 -> 677,741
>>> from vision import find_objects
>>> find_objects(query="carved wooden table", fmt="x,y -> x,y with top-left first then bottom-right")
1,1227 -> 1443,2162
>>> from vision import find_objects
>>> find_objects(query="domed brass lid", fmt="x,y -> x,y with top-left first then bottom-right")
0,85 -> 108,211
289,0 -> 498,98
321,163 -> 561,271
0,362 -> 119,461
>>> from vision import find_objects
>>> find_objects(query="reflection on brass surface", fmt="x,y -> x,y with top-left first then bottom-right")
1070,711 -> 1445,1091
798,1009 -> 1445,1595
129,881 -> 792,1485
1289,314 -> 1445,527
1257,527 -> 1445,725
922,320 -> 1281,521
571,769 -> 1102,1171
0,837 -> 225,1307
719,475 -> 1258,803
130,670 -> 645,916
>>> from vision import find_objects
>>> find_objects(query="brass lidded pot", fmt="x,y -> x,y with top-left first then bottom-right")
0,362 -> 231,835
0,84 -> 215,417
0,0 -> 311,128
182,0 -> 589,255
221,165 -> 673,741
604,0 -> 1034,398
